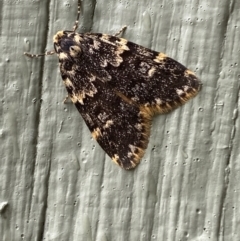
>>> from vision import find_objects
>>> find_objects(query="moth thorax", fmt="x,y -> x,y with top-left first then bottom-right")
53,31 -> 64,44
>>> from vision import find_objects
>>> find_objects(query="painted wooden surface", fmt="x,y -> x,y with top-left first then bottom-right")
1,0 -> 240,240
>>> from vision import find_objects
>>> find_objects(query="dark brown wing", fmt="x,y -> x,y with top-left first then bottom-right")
53,31 -> 201,169
74,80 -> 151,170
76,32 -> 202,115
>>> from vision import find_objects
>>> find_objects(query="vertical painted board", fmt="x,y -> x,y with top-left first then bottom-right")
0,0 -> 240,241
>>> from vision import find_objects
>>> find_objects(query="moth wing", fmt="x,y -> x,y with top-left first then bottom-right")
54,31 -> 153,169
90,34 -> 202,115
54,31 -> 201,169
73,81 -> 151,170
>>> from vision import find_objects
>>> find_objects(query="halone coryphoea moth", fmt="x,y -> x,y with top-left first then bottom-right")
24,0 -> 201,170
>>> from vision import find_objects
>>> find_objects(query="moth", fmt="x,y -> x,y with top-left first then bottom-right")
24,0 -> 201,170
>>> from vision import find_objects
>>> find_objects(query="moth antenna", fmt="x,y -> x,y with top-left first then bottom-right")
114,25 -> 127,37
24,50 -> 55,58
73,0 -> 81,32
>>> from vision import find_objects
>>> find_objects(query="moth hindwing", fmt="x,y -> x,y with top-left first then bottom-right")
25,0 -> 201,170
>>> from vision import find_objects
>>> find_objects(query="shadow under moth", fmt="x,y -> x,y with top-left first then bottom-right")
24,0 -> 201,170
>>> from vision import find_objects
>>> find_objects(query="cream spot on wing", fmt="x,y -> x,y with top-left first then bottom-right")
100,59 -> 108,67
135,123 -> 142,131
112,154 -> 120,165
176,88 -> 185,96
111,55 -> 123,67
184,69 -> 195,76
139,62 -> 150,74
129,144 -> 137,153
131,96 -> 139,102
69,45 -> 81,57
128,145 -> 144,167
59,52 -> 68,60
89,47 -> 94,54
116,38 -> 130,51
154,53 -> 167,63
70,94 -> 79,104
144,102 -> 150,107
89,75 -> 96,82
155,98 -> 162,105
98,112 -> 108,122
78,92 -> 86,104
148,67 -> 156,77
64,78 -> 74,89
70,87 -> 97,105
74,34 -> 83,43
70,92 -> 87,105
183,85 -> 190,92
92,128 -> 102,140
74,84 -> 98,102
87,88 -> 97,97
117,38 -> 127,45
93,40 -> 101,49
130,160 -> 137,167
101,34 -> 109,40
104,120 -> 114,129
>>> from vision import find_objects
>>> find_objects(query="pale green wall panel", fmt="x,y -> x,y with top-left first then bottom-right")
1,0 -> 240,241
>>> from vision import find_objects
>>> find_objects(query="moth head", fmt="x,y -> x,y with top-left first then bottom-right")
53,31 -> 82,58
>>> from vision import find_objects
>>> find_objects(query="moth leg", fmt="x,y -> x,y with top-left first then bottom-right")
63,94 -> 70,104
24,50 -> 55,58
73,0 -> 81,32
114,25 -> 127,37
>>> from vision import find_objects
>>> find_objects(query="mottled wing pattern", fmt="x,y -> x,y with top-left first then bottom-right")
53,31 -> 201,169
73,33 -> 201,114
74,82 -> 151,169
